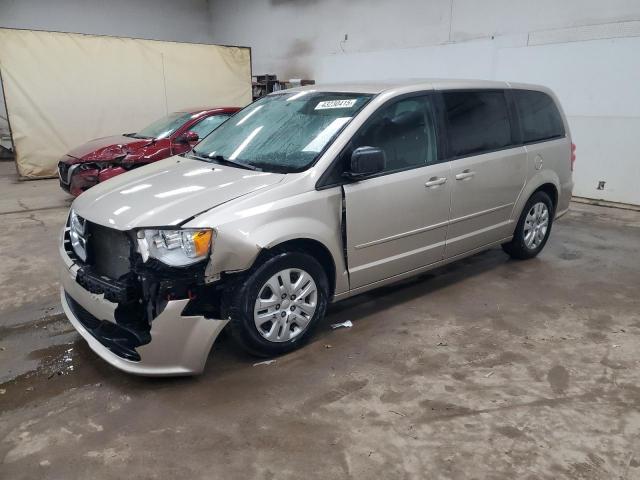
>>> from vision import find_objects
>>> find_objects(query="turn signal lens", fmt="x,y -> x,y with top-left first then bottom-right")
179,229 -> 213,259
190,230 -> 213,257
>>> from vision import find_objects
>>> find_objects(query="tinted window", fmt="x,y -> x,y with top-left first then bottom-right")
513,90 -> 565,143
189,114 -> 230,140
444,91 -> 512,157
351,96 -> 438,173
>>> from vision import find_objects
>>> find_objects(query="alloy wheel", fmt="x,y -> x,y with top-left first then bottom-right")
253,268 -> 318,342
523,202 -> 549,250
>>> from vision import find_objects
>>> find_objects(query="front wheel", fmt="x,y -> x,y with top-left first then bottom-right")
226,251 -> 329,357
502,191 -> 554,260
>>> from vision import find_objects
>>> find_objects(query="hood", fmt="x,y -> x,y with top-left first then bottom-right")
73,156 -> 285,230
66,135 -> 155,162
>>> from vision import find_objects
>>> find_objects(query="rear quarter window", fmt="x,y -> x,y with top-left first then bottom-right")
443,90 -> 512,158
513,90 -> 565,143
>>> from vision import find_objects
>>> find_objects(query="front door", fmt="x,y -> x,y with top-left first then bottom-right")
343,95 -> 452,289
441,90 -> 527,258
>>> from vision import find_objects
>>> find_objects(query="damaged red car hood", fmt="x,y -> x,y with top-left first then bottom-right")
66,135 -> 153,161
72,156 -> 285,230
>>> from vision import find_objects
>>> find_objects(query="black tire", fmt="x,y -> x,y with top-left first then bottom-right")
502,191 -> 555,260
226,250 -> 329,357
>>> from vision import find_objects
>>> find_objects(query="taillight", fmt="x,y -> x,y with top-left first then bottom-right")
570,143 -> 576,171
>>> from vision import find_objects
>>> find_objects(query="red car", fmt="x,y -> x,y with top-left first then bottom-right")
58,107 -> 239,196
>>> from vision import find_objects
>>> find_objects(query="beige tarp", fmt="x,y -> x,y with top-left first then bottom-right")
0,28 -> 251,178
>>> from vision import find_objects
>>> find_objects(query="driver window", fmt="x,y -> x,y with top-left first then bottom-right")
352,96 -> 437,173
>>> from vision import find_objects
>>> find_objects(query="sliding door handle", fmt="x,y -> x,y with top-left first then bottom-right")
425,177 -> 447,188
455,169 -> 476,181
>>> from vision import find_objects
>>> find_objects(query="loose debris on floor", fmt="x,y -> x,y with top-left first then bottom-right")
330,320 -> 353,329
253,359 -> 276,367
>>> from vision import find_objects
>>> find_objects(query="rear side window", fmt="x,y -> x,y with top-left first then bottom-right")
513,90 -> 565,143
443,91 -> 512,158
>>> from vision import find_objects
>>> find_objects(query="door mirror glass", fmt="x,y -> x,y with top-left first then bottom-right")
176,131 -> 199,144
346,146 -> 386,179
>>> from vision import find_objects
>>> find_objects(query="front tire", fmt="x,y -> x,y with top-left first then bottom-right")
227,251 -> 329,357
502,191 -> 554,260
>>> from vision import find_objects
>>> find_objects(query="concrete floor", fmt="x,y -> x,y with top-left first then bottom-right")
1,159 -> 639,479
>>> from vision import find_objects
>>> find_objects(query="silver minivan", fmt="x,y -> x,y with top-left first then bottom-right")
60,80 -> 574,375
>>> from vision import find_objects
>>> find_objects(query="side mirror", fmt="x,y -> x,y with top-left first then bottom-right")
345,146 -> 386,179
176,131 -> 199,144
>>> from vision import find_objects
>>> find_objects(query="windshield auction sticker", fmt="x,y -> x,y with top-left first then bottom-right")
315,99 -> 357,110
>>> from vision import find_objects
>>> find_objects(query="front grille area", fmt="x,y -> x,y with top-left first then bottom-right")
58,161 -> 71,185
88,222 -> 132,280
66,214 -> 132,280
65,214 -> 138,302
66,214 -> 208,313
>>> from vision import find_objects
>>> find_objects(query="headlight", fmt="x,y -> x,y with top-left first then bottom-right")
69,210 -> 88,261
137,228 -> 213,267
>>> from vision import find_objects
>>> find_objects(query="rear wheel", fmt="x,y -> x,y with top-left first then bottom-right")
502,191 -> 554,260
227,251 -> 329,357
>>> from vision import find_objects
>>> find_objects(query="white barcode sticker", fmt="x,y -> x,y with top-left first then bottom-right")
315,99 -> 357,110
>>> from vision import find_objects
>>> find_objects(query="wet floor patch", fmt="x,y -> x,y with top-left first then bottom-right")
27,344 -> 77,378
0,313 -> 76,384
0,341 -> 84,411
0,323 -> 262,413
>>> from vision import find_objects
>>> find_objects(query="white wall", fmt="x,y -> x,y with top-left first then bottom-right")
0,0 -> 215,44
210,0 -> 640,206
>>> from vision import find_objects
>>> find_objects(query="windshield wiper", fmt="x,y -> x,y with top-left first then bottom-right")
189,150 -> 260,171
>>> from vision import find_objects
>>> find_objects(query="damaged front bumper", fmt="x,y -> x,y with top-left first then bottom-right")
59,230 -> 229,376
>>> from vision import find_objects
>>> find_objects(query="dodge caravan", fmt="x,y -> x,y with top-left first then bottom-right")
60,80 -> 574,375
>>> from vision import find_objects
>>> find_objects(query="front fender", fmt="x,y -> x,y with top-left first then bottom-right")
204,187 -> 348,295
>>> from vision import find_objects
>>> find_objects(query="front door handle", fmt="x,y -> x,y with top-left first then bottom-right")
425,177 -> 447,188
455,169 -> 476,181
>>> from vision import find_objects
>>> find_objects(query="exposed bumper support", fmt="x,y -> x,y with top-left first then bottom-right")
60,242 -> 228,376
